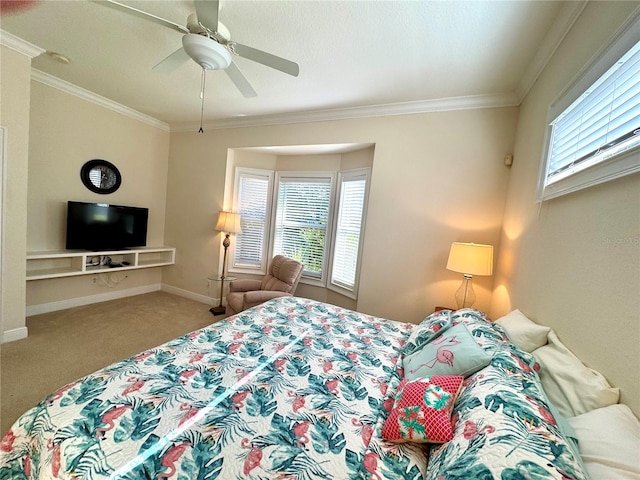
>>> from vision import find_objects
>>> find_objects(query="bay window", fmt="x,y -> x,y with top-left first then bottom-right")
231,167 -> 370,298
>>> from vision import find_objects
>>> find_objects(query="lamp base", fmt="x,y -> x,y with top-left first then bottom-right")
454,274 -> 476,309
209,306 -> 226,316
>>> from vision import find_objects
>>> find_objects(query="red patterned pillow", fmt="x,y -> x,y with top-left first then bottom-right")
382,375 -> 463,443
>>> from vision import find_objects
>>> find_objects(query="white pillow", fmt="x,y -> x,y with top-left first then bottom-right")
533,331 -> 619,417
568,404 -> 640,480
494,309 -> 550,352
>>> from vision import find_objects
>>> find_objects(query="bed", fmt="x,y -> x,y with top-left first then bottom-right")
0,297 -> 636,479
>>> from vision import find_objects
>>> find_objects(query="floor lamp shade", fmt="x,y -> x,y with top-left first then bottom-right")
215,211 -> 242,235
446,242 -> 493,309
210,211 -> 242,316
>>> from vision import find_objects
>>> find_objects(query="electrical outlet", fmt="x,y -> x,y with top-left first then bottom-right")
91,276 -> 97,285
207,279 -> 212,288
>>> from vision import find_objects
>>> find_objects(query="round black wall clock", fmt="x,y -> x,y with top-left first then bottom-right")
80,159 -> 121,194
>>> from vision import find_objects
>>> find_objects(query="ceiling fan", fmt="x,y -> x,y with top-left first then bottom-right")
93,0 -> 299,99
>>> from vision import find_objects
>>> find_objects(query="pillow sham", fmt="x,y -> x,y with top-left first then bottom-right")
495,309 -> 550,352
533,331 -> 619,417
427,348 -> 589,479
568,404 -> 640,480
403,322 -> 492,380
381,375 -> 463,444
403,311 -> 451,356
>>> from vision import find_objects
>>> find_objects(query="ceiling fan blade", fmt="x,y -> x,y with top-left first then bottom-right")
230,42 -> 299,77
91,0 -> 189,34
225,62 -> 258,98
194,0 -> 219,33
153,47 -> 191,73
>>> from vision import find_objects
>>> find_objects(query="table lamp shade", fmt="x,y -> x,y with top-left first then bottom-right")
215,211 -> 242,234
446,242 -> 493,276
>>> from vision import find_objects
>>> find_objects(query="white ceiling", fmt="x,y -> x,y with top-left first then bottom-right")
1,0 -> 582,131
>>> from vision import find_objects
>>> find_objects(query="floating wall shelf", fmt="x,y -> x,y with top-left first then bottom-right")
26,247 -> 175,281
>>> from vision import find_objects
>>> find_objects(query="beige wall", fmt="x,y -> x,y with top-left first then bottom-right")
0,46 -> 31,334
491,2 -> 640,415
25,82 -> 170,307
164,107 -> 517,323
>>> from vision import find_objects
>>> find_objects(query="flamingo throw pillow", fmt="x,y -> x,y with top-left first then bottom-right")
382,375 -> 463,443
403,322 -> 492,381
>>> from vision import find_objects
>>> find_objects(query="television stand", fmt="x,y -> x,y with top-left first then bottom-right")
26,247 -> 175,281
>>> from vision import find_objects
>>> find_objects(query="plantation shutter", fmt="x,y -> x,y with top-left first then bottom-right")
545,39 -> 640,186
233,170 -> 272,271
331,172 -> 367,292
273,177 -> 332,278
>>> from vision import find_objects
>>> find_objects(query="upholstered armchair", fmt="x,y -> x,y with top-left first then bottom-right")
225,255 -> 304,315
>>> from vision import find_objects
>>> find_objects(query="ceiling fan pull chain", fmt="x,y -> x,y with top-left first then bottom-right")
199,67 -> 206,133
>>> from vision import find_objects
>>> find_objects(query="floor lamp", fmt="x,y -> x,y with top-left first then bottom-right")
210,211 -> 242,315
446,242 -> 493,309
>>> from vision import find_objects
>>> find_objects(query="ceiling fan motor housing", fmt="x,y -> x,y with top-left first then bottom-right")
182,33 -> 231,70
186,13 -> 231,39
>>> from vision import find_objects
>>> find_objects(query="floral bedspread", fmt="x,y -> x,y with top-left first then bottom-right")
425,309 -> 588,480
0,297 -> 427,480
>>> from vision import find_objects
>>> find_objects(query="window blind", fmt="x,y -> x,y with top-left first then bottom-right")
331,176 -> 366,291
273,177 -> 332,278
234,173 -> 270,269
546,39 -> 640,186
231,165 -> 370,297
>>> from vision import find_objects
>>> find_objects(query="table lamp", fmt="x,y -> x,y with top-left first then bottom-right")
446,242 -> 493,309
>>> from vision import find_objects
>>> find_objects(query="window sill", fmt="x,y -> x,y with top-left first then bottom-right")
538,145 -> 640,201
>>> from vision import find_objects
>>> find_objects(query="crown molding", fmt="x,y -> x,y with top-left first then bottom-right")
171,92 -> 520,132
516,1 -> 588,102
3,2 -> 590,135
0,29 -> 45,58
31,69 -> 170,132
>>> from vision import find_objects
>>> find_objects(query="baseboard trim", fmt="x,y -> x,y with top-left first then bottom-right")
2,326 -> 28,343
25,284 -> 162,317
161,284 -> 214,306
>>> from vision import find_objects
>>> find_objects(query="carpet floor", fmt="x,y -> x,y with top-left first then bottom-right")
0,291 -> 223,435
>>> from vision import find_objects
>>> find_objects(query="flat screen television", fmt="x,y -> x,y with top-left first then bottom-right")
65,201 -> 149,251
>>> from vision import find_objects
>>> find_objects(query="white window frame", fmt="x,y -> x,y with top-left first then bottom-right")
537,11 -> 640,201
268,171 -> 336,287
327,168 -> 371,299
229,167 -> 274,275
230,166 -> 371,298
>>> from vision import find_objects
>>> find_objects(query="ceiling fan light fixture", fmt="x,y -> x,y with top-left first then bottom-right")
182,33 -> 231,70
